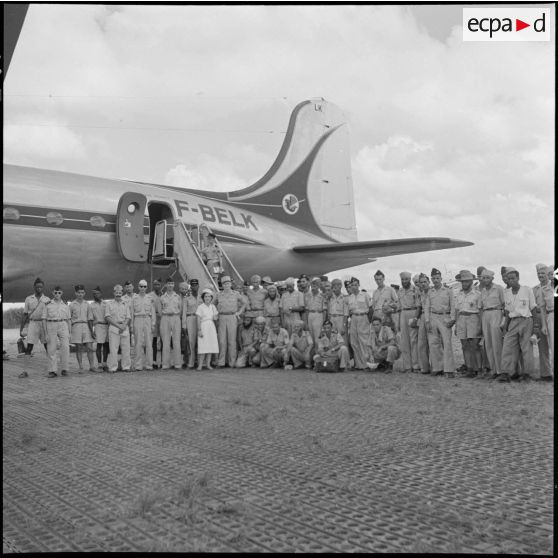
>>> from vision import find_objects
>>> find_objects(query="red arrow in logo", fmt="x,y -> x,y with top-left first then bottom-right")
516,19 -> 530,31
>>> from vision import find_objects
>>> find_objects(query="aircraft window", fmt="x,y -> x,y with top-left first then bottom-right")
3,207 -> 20,220
46,211 -> 64,225
127,203 -> 139,215
90,215 -> 106,228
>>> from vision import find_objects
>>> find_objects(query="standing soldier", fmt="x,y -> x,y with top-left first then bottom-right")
454,270 -> 482,378
148,278 -> 163,368
499,268 -> 536,382
200,233 -> 223,284
42,286 -> 71,377
397,271 -> 420,373
424,268 -> 456,377
122,280 -> 135,307
247,275 -> 267,318
371,271 -> 399,328
532,263 -> 553,381
306,277 -> 326,346
298,274 -> 311,328
415,274 -> 431,374
131,279 -> 156,371
160,277 -> 183,370
327,279 -> 349,346
182,279 -> 201,369
347,277 -> 372,370
104,284 -> 132,373
90,286 -> 109,371
178,281 -> 190,366
313,319 -> 351,371
263,283 -> 281,327
239,281 -> 251,315
479,269 -> 505,380
285,319 -> 314,370
19,277 -> 50,378
280,278 -> 305,335
215,275 -> 246,368
69,285 -> 97,372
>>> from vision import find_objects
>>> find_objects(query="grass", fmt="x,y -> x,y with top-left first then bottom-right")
129,489 -> 161,518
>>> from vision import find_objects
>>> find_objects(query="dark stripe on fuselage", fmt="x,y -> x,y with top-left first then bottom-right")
3,204 -> 262,246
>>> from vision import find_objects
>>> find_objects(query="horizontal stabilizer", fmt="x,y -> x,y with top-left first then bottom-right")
292,237 -> 473,262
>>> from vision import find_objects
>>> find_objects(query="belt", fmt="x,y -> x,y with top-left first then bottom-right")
459,311 -> 478,316
134,314 -> 149,317
351,312 -> 368,316
219,311 -> 236,315
251,308 -> 264,311
72,321 -> 88,324
30,319 -> 43,321
47,319 -> 65,322
510,316 -> 531,320
483,307 -> 502,311
308,310 -> 323,313
186,313 -> 196,316
431,311 -> 450,315
265,314 -> 280,318
401,307 -> 417,311
546,309 -> 554,313
162,313 -> 180,316
329,314 -> 345,317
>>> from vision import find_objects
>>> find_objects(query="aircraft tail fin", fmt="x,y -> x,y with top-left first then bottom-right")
224,99 -> 358,242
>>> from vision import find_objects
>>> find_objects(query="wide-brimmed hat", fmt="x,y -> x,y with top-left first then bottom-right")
457,270 -> 475,281
262,276 -> 273,285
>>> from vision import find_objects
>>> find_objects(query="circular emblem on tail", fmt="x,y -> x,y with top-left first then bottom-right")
282,194 -> 300,215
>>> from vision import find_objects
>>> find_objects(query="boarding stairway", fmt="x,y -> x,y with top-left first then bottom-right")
151,220 -> 243,292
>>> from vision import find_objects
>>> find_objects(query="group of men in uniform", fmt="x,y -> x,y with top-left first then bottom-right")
17,263 -> 554,381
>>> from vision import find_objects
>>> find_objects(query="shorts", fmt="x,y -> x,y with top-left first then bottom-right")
27,320 -> 47,345
456,314 -> 481,340
94,323 -> 108,344
71,322 -> 93,344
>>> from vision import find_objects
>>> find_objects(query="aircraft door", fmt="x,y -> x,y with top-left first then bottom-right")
116,192 -> 149,262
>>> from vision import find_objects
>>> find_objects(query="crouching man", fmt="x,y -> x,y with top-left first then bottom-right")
235,313 -> 258,368
368,317 -> 400,372
285,319 -> 314,370
260,320 -> 289,368
313,319 -> 351,371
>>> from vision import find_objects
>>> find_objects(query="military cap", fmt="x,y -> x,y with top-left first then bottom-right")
536,263 -> 547,272
124,280 -> 132,286
266,283 -> 277,290
457,270 -> 475,281
374,270 -> 385,277
254,316 -> 266,324
299,274 -> 309,280
311,276 -> 321,284
400,271 -> 411,280
331,278 -> 342,285
412,273 -> 421,283
431,268 -> 441,277
165,276 -> 175,283
190,279 -> 199,285
418,273 -> 429,281
350,276 -> 359,283
476,266 -> 486,277
74,284 -> 85,291
201,288 -> 214,297
500,266 -> 508,275
505,267 -> 518,275
320,275 -> 329,282
92,285 -> 102,291
322,319 -> 333,327
33,277 -> 44,285
480,269 -> 495,278
221,275 -> 232,283
53,285 -> 62,292
262,275 -> 273,285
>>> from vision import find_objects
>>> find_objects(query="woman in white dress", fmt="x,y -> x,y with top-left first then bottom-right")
196,289 -> 219,370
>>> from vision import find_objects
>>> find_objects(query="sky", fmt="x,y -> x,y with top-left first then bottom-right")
3,3 -> 555,299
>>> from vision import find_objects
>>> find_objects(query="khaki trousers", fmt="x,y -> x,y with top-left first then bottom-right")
161,315 -> 182,369
288,346 -> 313,368
417,314 -> 430,373
46,322 -> 70,372
133,316 -> 153,370
481,310 -> 503,375
349,314 -> 370,370
399,309 -> 419,370
307,313 -> 324,346
184,315 -> 198,367
501,317 -> 534,376
108,326 -> 131,371
217,314 -> 238,367
428,314 -> 455,372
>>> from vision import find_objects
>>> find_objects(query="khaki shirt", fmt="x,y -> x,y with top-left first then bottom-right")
480,284 -> 505,311
69,300 -> 92,324
131,294 -> 156,321
160,291 -> 182,315
504,286 -> 536,318
533,283 -> 554,313
424,286 -> 455,318
368,325 -> 396,352
201,244 -> 221,264
183,294 -> 202,318
327,294 -> 349,318
24,293 -> 50,321
239,325 -> 257,348
90,300 -> 107,324
289,330 -> 314,352
347,291 -> 371,315
42,300 -> 71,321
398,286 -> 419,311
316,332 -> 344,355
247,288 -> 267,311
264,328 -> 290,348
455,289 -> 482,314
280,290 -> 305,313
306,291 -> 326,313
105,299 -> 131,324
263,296 -> 281,318
215,290 -> 244,313
371,286 -> 398,314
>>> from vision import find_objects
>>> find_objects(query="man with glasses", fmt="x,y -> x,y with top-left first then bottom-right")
42,286 -> 71,377
131,280 -> 157,371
